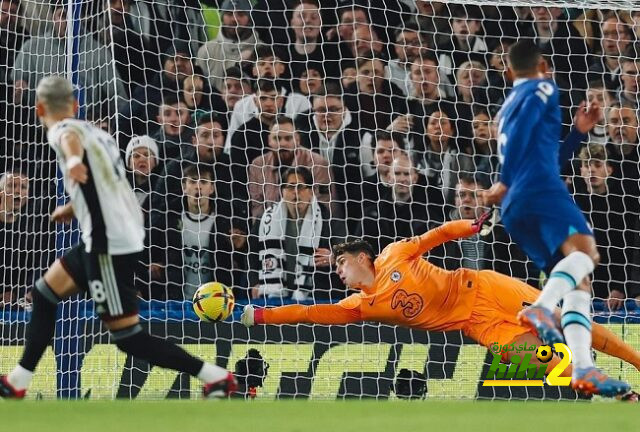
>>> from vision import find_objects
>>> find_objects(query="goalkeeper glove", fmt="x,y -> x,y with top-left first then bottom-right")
472,207 -> 499,236
241,304 -> 255,327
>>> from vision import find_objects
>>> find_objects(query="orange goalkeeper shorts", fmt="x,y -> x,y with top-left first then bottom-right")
462,270 -> 541,350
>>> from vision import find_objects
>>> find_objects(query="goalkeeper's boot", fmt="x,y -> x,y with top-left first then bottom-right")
572,367 -> 630,397
517,306 -> 565,345
203,372 -> 238,399
0,375 -> 26,399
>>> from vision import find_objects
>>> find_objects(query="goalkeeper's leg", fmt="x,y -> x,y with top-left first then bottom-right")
592,322 -> 640,371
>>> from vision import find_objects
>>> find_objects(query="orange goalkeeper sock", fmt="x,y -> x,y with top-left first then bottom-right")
592,323 -> 640,371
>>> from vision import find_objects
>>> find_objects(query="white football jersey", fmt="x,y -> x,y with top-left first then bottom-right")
47,119 -> 144,254
181,210 -> 215,299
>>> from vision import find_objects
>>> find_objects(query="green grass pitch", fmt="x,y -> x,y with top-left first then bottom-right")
0,400 -> 636,432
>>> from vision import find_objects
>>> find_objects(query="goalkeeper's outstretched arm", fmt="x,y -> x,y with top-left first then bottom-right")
404,211 -> 494,258
241,303 -> 362,327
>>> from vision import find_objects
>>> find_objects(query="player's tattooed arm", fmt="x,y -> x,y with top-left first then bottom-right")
59,131 -> 88,184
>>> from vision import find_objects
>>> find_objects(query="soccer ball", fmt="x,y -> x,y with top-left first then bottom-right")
536,345 -> 553,363
192,282 -> 235,322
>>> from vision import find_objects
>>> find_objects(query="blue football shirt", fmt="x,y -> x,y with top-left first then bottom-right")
496,78 -> 585,210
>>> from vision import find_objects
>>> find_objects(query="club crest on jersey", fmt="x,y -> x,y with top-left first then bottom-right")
390,271 -> 402,282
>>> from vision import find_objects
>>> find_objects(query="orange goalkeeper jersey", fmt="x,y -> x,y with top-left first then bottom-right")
257,220 -> 480,332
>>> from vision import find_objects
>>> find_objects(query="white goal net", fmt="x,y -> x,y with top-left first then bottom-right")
0,0 -> 639,400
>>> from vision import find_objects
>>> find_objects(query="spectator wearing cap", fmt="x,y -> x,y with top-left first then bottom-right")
12,5 -> 126,115
224,45 -> 310,152
248,115 -> 335,221
119,40 -> 195,137
124,135 -> 161,300
196,0 -> 260,93
125,135 -> 160,208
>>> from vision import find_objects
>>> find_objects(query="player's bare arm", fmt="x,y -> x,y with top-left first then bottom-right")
59,130 -> 88,184
481,181 -> 508,206
573,100 -> 601,134
50,202 -> 74,224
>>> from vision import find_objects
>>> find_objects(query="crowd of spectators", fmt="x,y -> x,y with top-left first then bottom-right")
1,0 -> 639,308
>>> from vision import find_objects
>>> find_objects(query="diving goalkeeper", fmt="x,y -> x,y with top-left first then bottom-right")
241,216 -> 640,395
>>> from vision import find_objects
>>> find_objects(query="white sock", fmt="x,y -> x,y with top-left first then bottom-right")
533,251 -> 595,311
561,290 -> 595,370
7,365 -> 34,390
197,362 -> 228,383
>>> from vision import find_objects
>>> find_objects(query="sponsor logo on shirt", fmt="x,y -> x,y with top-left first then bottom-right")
391,289 -> 424,319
